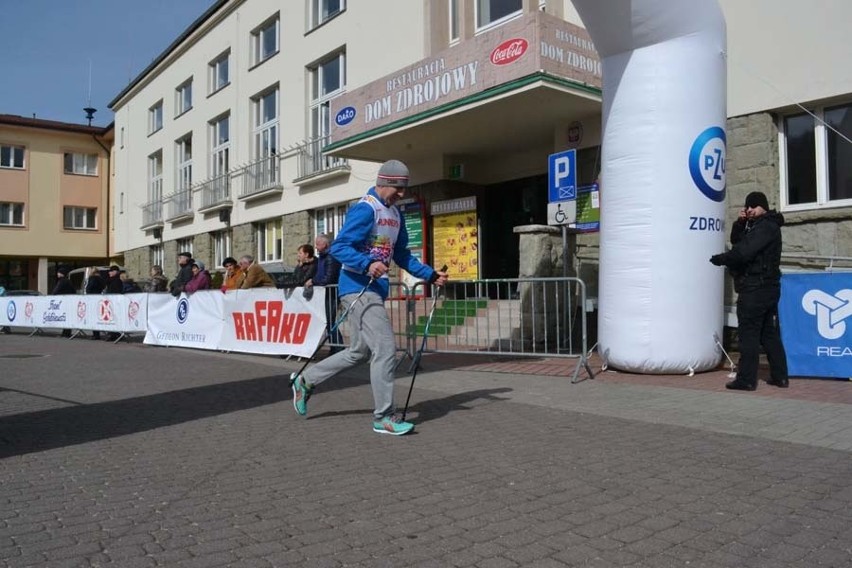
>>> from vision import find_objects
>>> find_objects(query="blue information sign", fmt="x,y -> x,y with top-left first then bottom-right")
548,149 -> 577,202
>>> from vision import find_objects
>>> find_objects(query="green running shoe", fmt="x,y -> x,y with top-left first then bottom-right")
290,372 -> 312,416
372,415 -> 415,436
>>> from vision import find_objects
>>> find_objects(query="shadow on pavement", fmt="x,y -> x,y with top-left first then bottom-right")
0,373 -> 295,459
308,387 -> 513,425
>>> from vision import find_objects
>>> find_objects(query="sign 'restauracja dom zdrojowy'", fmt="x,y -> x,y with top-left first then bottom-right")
330,11 -> 602,142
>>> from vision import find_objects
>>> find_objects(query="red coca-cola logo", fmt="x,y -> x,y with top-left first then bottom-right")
490,38 -> 528,65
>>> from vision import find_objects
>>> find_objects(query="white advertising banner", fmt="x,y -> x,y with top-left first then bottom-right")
219,288 -> 327,357
144,292 -> 224,350
2,296 -> 47,328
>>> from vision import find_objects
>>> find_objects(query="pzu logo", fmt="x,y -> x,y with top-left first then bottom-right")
802,289 -> 852,340
688,126 -> 726,202
176,298 -> 189,324
6,301 -> 16,322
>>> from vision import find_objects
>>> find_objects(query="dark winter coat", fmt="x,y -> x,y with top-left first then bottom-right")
51,276 -> 76,295
714,211 -> 785,293
313,250 -> 341,286
292,258 -> 318,287
85,273 -> 105,295
105,275 -> 124,294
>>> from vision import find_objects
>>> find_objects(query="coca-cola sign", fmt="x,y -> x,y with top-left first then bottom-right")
490,38 -> 528,66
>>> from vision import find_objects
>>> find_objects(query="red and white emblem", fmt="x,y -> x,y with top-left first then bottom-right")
490,38 -> 528,65
77,301 -> 87,321
99,299 -> 114,323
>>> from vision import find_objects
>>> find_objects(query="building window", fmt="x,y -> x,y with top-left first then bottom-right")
176,237 -> 194,258
175,79 -> 193,116
148,150 -> 163,202
310,51 -> 346,141
252,15 -> 279,66
475,0 -> 522,30
257,219 -> 283,262
176,134 -> 193,192
63,152 -> 98,176
0,144 -> 25,169
149,101 -> 163,134
0,202 -> 24,226
213,230 -> 232,268
450,0 -> 459,43
310,0 -> 345,29
781,102 -> 852,209
150,244 -> 164,267
210,114 -> 230,177
63,206 -> 97,230
209,50 -> 230,94
253,87 -> 278,160
314,204 -> 348,238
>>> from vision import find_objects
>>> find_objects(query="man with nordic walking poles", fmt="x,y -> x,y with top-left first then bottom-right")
290,159 -> 449,435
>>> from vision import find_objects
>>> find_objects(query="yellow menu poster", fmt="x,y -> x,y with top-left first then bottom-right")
433,210 -> 479,280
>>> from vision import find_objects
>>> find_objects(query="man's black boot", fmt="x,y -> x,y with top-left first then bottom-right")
725,380 -> 757,391
766,377 -> 789,388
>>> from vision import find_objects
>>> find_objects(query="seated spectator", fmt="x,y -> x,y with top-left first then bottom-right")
238,255 -> 275,289
221,257 -> 243,292
293,244 -> 318,286
144,265 -> 168,293
120,272 -> 142,294
185,260 -> 212,293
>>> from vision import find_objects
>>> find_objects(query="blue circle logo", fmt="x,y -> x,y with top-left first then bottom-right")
176,298 -> 189,324
6,301 -> 16,322
335,106 -> 356,126
689,126 -> 726,202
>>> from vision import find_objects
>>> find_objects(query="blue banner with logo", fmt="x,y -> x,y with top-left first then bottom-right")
780,273 -> 852,379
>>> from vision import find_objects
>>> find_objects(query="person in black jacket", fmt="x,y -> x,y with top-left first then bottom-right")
170,251 -> 194,297
308,234 -> 343,352
51,265 -> 76,337
85,268 -> 106,340
710,191 -> 789,391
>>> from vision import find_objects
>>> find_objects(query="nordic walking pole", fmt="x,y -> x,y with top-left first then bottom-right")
290,276 -> 374,379
401,265 -> 447,421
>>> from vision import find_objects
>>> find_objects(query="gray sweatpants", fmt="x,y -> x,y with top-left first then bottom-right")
303,291 -> 397,420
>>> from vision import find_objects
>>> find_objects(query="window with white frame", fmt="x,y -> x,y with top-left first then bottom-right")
210,114 -> 230,177
176,134 -> 193,192
253,87 -> 278,160
63,152 -> 98,176
314,204 -> 348,238
257,219 -> 283,262
0,202 -> 24,226
251,15 -> 279,66
175,79 -> 193,116
176,237 -> 194,258
0,144 -> 25,169
148,150 -> 163,202
781,102 -> 852,209
209,50 -> 230,94
475,0 -> 522,30
309,52 -> 346,143
310,0 -> 345,30
213,230 -> 232,268
450,0 -> 459,43
150,244 -> 164,268
148,101 -> 163,134
63,206 -> 97,230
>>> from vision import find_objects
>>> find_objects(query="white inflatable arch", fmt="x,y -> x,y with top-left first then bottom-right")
571,0 -> 727,373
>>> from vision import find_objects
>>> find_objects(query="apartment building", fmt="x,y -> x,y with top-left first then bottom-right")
111,0 -> 851,292
0,115 -> 112,293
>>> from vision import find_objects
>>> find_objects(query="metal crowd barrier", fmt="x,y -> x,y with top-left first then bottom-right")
328,277 -> 594,382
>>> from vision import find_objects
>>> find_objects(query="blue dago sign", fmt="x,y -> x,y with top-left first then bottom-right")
548,149 -> 577,202
779,273 -> 852,379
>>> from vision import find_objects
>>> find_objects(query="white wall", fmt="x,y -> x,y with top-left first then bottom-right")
112,0 -> 426,255
720,0 -> 852,117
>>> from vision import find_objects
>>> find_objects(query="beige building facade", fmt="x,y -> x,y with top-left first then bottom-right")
110,0 -> 852,295
0,115 -> 112,293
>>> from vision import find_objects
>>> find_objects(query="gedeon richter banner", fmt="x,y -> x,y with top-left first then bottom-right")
2,288 -> 327,358
143,288 -> 327,357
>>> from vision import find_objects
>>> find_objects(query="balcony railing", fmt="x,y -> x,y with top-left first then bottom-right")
199,173 -> 231,211
167,190 -> 193,221
297,135 -> 348,180
140,200 -> 164,229
241,155 -> 281,198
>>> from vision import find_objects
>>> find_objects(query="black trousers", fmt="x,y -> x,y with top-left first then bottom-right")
735,287 -> 789,386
